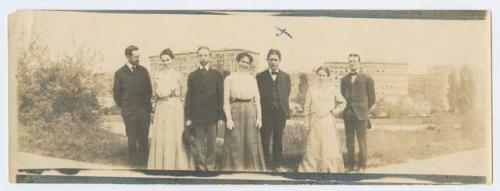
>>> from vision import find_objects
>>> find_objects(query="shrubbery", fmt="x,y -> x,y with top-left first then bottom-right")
17,37 -> 128,165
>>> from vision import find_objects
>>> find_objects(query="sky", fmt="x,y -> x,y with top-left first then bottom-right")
9,10 -> 490,75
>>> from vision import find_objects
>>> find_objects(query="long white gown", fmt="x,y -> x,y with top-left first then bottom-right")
298,83 -> 346,173
147,70 -> 194,170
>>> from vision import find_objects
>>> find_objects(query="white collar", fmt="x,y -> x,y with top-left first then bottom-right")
126,61 -> 136,71
268,68 -> 280,75
199,64 -> 210,70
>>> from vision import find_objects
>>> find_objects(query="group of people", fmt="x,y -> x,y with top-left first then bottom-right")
113,45 -> 375,173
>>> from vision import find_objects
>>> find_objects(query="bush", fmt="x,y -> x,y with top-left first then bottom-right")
16,37 -> 128,165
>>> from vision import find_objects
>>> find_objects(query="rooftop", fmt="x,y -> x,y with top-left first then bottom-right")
175,48 -> 259,56
324,61 -> 408,65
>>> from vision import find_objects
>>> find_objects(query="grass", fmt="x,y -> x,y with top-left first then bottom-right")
18,123 -> 130,167
281,118 -> 485,171
18,116 -> 485,170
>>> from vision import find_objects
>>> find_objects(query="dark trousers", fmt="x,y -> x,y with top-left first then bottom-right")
343,107 -> 368,170
123,108 -> 150,167
193,122 -> 217,171
261,110 -> 286,169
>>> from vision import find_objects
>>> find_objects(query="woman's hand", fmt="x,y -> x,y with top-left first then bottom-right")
226,119 -> 234,130
256,119 -> 262,129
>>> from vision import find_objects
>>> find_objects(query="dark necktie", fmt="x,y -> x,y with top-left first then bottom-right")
271,71 -> 278,75
132,65 -> 137,72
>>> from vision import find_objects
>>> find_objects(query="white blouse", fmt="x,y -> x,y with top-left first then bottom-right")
223,72 -> 262,122
305,83 -> 346,118
153,70 -> 182,99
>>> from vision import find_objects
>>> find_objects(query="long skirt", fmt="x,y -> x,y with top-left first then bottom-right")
298,114 -> 344,173
221,102 -> 266,171
147,98 -> 194,170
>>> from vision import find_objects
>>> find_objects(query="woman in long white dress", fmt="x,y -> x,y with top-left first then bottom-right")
147,49 -> 194,170
298,66 -> 346,173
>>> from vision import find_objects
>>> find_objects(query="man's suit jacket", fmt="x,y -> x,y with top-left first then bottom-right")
113,64 -> 153,117
256,70 -> 291,119
184,68 -> 224,123
340,73 -> 376,120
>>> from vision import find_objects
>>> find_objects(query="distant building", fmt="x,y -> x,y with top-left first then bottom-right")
408,74 -> 427,96
324,61 -> 409,102
149,48 -> 260,77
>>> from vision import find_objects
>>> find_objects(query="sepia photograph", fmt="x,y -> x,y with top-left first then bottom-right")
8,10 -> 492,184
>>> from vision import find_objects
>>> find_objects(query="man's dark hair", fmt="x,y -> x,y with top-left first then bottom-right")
125,45 -> 139,57
267,49 -> 281,60
197,46 -> 211,54
348,53 -> 361,62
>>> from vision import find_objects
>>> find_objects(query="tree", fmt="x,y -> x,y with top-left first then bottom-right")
296,73 -> 309,107
456,64 -> 475,113
17,35 -> 108,157
447,70 -> 459,113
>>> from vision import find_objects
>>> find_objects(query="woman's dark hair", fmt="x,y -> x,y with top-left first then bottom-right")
267,49 -> 281,60
160,48 -> 175,59
316,66 -> 331,77
125,45 -> 139,57
236,52 -> 253,64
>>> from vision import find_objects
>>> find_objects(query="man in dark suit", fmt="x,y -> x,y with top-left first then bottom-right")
113,45 -> 153,167
340,53 -> 376,172
256,49 -> 291,171
184,46 -> 225,171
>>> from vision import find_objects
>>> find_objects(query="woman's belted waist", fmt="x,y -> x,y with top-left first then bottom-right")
157,96 -> 180,101
230,97 -> 254,103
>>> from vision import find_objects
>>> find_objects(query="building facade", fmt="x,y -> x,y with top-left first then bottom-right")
408,74 -> 427,96
324,61 -> 409,102
149,48 -> 259,77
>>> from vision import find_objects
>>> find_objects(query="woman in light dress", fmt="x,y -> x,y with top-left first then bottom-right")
298,66 -> 346,173
221,52 -> 266,171
147,48 -> 194,170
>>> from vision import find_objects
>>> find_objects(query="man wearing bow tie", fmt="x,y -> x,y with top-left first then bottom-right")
340,53 -> 376,172
256,49 -> 291,171
184,46 -> 225,171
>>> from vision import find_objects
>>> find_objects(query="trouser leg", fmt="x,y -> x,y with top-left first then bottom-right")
260,117 -> 273,169
356,121 -> 368,169
124,113 -> 139,166
205,123 -> 217,171
137,109 -> 150,167
345,123 -> 356,170
193,123 -> 207,171
271,117 -> 286,169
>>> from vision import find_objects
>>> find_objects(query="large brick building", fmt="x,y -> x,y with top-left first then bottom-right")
149,48 -> 260,77
323,61 -> 409,102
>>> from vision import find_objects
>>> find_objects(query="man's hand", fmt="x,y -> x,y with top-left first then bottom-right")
256,119 -> 262,129
217,120 -> 225,128
216,137 -> 224,146
186,120 -> 192,127
226,119 -> 234,130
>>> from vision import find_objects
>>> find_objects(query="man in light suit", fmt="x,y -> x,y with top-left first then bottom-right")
113,45 -> 153,167
256,49 -> 291,171
340,53 -> 376,172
